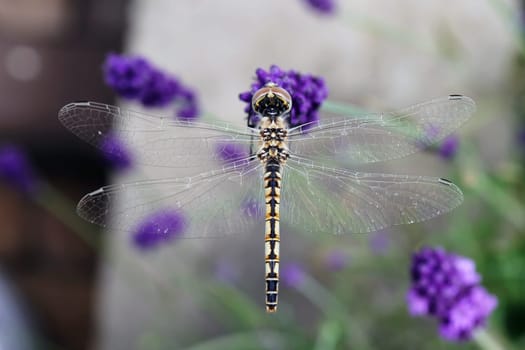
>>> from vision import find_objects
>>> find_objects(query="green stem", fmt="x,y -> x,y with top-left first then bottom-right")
314,319 -> 342,350
458,142 -> 525,230
474,329 -> 505,350
200,111 -> 224,123
321,100 -> 370,115
298,276 -> 347,316
182,330 -> 289,350
203,283 -> 266,328
464,170 -> 525,229
297,276 -> 372,349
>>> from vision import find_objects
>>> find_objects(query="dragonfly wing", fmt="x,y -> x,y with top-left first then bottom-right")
281,158 -> 463,234
59,102 -> 257,168
77,160 -> 265,238
288,95 -> 475,164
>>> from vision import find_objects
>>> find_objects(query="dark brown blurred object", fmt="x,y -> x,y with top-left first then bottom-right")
0,0 -> 128,134
0,0 -> 72,40
0,0 -> 129,349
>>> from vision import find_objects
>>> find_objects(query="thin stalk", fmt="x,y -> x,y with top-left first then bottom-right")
296,276 -> 372,349
474,329 -> 505,350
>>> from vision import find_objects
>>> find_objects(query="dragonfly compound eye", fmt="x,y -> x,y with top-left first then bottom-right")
252,83 -> 292,117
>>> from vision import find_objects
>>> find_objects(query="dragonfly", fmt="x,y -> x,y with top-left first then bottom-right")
58,83 -> 475,312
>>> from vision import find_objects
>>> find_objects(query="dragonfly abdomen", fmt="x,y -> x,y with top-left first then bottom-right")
264,160 -> 281,313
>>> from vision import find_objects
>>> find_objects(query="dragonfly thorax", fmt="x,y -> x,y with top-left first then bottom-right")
257,116 -> 290,164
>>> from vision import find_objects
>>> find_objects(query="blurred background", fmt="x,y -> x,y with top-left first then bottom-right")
1,0 -> 524,349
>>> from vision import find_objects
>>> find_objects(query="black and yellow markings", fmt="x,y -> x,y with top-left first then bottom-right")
264,166 -> 282,313
256,113 -> 289,313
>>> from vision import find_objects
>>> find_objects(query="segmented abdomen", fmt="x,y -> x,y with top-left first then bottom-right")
264,160 -> 281,313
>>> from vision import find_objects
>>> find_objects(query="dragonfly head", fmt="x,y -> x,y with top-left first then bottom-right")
252,82 -> 292,119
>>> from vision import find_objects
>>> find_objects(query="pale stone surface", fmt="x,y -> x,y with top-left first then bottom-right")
96,1 -> 518,348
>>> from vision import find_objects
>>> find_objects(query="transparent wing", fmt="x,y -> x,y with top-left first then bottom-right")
288,95 -> 475,164
58,102 -> 258,168
77,159 -> 265,238
281,158 -> 463,234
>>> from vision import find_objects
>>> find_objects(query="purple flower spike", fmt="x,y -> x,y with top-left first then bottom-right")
0,145 -> 37,194
176,87 -> 200,120
103,54 -> 152,99
240,65 -> 328,130
407,247 -> 497,342
439,135 -> 459,160
139,70 -> 179,108
407,289 -> 430,316
282,263 -> 306,288
103,53 -> 200,119
100,134 -> 132,171
133,210 -> 186,250
324,249 -> 349,271
177,104 -> 199,120
439,286 -> 498,341
304,0 -> 336,15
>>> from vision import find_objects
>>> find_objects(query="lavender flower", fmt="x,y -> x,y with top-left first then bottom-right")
324,249 -> 349,271
100,134 -> 132,171
103,53 -> 200,117
281,263 -> 306,288
407,247 -> 497,342
138,69 -> 179,107
0,145 -> 37,194
103,54 -> 152,99
439,286 -> 498,341
239,65 -> 328,129
303,0 -> 336,15
176,86 -> 200,120
418,125 -> 460,160
177,104 -> 199,120
132,210 -> 186,250
438,135 -> 459,160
